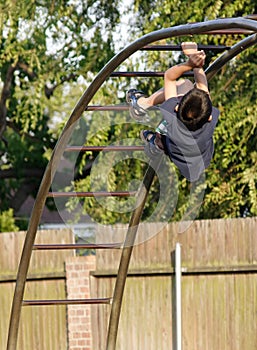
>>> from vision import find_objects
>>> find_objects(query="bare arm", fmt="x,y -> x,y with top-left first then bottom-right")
164,61 -> 194,99
164,53 -> 205,99
181,42 -> 209,93
193,67 -> 209,94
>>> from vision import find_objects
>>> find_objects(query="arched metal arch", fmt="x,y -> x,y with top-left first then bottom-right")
206,32 -> 257,80
7,17 -> 257,350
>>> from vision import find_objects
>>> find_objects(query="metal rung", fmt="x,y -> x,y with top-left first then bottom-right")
48,191 -> 137,198
33,243 -> 122,250
141,44 -> 230,51
111,71 -> 193,77
65,145 -> 144,152
23,298 -> 112,306
86,105 -> 128,111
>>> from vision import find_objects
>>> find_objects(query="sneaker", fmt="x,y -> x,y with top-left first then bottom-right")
126,89 -> 148,121
140,130 -> 163,158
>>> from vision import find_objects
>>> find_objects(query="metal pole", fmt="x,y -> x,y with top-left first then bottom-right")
175,243 -> 182,350
106,157 -> 163,350
206,33 -> 257,81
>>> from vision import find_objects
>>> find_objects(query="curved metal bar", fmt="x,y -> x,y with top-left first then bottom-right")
206,33 -> 257,80
86,105 -> 129,111
7,17 -> 257,350
106,157 -> 163,350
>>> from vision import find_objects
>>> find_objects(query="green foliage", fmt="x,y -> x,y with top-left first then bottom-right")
64,1 -> 257,224
121,0 -> 257,220
0,0 -> 121,227
132,0 -> 257,31
1,0 -> 257,228
201,46 -> 257,218
0,209 -> 19,232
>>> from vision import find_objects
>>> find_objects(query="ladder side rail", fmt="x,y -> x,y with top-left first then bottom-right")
106,157 -> 162,350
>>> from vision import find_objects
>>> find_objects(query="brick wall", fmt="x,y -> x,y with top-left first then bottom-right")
66,255 -> 96,350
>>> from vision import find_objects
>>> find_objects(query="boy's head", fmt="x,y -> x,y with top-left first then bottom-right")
177,88 -> 212,131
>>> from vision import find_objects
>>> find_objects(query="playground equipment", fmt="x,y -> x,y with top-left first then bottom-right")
7,16 -> 257,350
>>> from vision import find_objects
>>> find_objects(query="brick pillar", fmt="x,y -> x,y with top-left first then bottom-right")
66,255 -> 96,350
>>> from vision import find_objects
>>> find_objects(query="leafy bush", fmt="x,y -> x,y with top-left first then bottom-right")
0,209 -> 19,233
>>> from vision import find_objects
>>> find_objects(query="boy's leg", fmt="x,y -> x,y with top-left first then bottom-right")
176,79 -> 194,96
140,130 -> 164,157
126,88 -> 165,121
137,78 -> 194,108
126,89 -> 148,120
137,88 -> 165,109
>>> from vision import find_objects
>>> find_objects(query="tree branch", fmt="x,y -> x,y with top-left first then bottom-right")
6,120 -> 55,148
16,61 -> 37,79
44,73 -> 77,98
0,64 -> 16,138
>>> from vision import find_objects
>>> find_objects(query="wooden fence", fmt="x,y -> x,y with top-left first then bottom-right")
91,217 -> 257,350
1,219 -> 257,350
0,229 -> 75,350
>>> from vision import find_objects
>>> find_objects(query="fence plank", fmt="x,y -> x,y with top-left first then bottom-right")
0,229 -> 74,350
95,218 -> 257,273
93,217 -> 257,350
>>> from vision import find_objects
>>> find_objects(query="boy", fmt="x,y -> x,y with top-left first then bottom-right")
126,42 -> 220,182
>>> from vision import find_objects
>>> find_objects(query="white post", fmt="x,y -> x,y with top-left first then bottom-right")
175,242 -> 182,350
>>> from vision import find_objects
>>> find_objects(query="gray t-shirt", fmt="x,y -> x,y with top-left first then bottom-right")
159,97 -> 220,182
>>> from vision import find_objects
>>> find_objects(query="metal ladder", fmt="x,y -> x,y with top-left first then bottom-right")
7,17 -> 257,350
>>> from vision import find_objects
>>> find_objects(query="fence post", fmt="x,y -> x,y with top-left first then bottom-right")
175,243 -> 182,350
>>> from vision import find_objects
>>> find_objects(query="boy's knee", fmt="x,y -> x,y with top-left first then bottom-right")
177,79 -> 194,96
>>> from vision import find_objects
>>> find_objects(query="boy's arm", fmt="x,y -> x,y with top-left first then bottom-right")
181,42 -> 209,94
193,67 -> 210,94
164,61 -> 194,99
164,53 -> 205,99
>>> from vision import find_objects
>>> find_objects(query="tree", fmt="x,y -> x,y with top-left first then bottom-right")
123,0 -> 257,220
201,46 -> 257,218
0,0 -> 120,229
1,0 -> 257,231
70,0 -> 257,224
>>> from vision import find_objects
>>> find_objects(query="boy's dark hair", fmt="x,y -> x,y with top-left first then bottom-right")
177,88 -> 212,131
